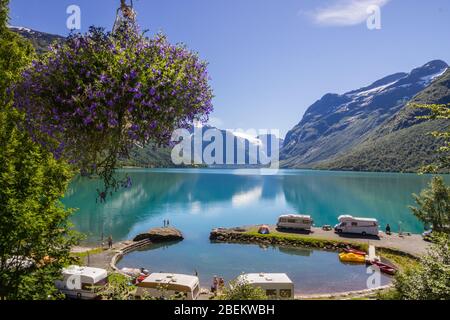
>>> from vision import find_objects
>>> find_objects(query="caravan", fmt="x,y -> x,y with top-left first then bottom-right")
334,215 -> 379,236
236,273 -> 294,299
135,273 -> 201,300
276,214 -> 313,232
55,265 -> 108,300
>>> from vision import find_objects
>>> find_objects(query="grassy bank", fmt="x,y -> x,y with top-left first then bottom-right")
243,228 -> 369,252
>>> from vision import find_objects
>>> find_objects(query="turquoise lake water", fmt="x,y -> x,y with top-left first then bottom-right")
63,168 -> 446,294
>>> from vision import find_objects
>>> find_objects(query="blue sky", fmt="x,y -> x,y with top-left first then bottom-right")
8,0 -> 450,137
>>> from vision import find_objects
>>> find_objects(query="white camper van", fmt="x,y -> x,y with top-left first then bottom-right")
237,273 -> 294,299
55,265 -> 108,300
334,215 -> 379,236
135,273 -> 200,300
277,214 -> 313,232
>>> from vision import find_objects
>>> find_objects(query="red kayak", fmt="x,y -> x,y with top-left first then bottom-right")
371,261 -> 397,275
343,248 -> 367,256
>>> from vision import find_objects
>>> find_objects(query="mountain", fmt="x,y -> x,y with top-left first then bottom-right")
318,68 -> 450,172
281,60 -> 449,172
9,26 -> 64,54
186,126 -> 281,167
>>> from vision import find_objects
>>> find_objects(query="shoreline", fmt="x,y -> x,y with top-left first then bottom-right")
72,225 -> 427,299
210,225 -> 428,258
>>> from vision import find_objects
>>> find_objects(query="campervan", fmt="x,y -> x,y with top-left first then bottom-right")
276,214 -> 313,231
237,273 -> 294,299
135,273 -> 200,300
55,265 -> 108,300
334,215 -> 379,236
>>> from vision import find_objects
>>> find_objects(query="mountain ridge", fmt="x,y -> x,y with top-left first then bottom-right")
281,60 -> 449,172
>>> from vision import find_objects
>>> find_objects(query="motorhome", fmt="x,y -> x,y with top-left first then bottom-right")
334,215 -> 379,236
55,265 -> 108,300
135,273 -> 200,300
276,214 -> 313,232
236,273 -> 294,299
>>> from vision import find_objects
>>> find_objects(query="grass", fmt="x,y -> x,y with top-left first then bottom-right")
244,228 -> 369,252
378,248 -> 420,270
71,247 -> 105,258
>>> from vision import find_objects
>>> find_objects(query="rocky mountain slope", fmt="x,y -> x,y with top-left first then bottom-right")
281,60 -> 449,172
318,68 -> 450,172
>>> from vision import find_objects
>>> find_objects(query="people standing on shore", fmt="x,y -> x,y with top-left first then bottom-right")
386,224 -> 391,235
163,219 -> 166,227
211,276 -> 218,294
108,235 -> 113,249
218,277 -> 225,293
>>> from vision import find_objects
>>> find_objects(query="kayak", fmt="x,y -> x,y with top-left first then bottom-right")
339,252 -> 366,263
343,248 -> 367,256
371,261 -> 397,275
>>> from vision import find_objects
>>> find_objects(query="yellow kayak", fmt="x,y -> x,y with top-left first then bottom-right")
339,252 -> 366,264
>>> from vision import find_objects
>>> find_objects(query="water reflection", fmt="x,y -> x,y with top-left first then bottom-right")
63,169 -> 446,243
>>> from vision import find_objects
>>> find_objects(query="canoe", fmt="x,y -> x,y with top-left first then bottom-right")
339,252 -> 366,264
371,261 -> 397,275
343,248 -> 367,256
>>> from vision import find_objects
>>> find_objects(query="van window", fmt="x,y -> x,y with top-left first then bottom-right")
279,289 -> 292,298
341,222 -> 347,227
265,289 -> 277,298
288,219 -> 297,223
302,220 -> 310,224
351,222 -> 358,227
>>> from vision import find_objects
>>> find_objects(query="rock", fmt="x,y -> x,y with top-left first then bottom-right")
133,227 -> 184,242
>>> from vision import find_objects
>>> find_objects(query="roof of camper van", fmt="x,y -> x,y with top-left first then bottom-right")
138,273 -> 199,290
338,215 -> 378,222
62,265 -> 108,283
238,273 -> 293,284
279,214 -> 311,219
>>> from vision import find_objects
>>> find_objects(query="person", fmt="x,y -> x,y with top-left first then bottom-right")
211,276 -> 218,294
167,219 -> 170,227
218,277 -> 225,291
194,269 -> 198,277
386,224 -> 391,235
163,219 -> 166,227
108,235 -> 113,249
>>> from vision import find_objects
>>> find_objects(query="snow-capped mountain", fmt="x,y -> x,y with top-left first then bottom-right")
281,60 -> 448,167
185,126 -> 281,167
9,25 -> 64,54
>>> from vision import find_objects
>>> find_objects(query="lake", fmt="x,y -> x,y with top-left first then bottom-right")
63,168 -> 444,294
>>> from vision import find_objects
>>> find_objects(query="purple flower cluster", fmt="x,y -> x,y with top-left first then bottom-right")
13,23 -> 213,184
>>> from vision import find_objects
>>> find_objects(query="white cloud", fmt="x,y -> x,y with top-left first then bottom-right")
307,0 -> 390,26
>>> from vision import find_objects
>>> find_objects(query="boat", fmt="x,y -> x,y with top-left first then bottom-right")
371,261 -> 397,275
339,252 -> 366,263
343,248 -> 366,256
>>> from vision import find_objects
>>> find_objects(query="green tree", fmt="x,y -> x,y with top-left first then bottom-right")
96,273 -> 136,300
0,0 -> 80,299
410,176 -> 450,234
415,103 -> 450,173
218,277 -> 268,300
393,234 -> 450,300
